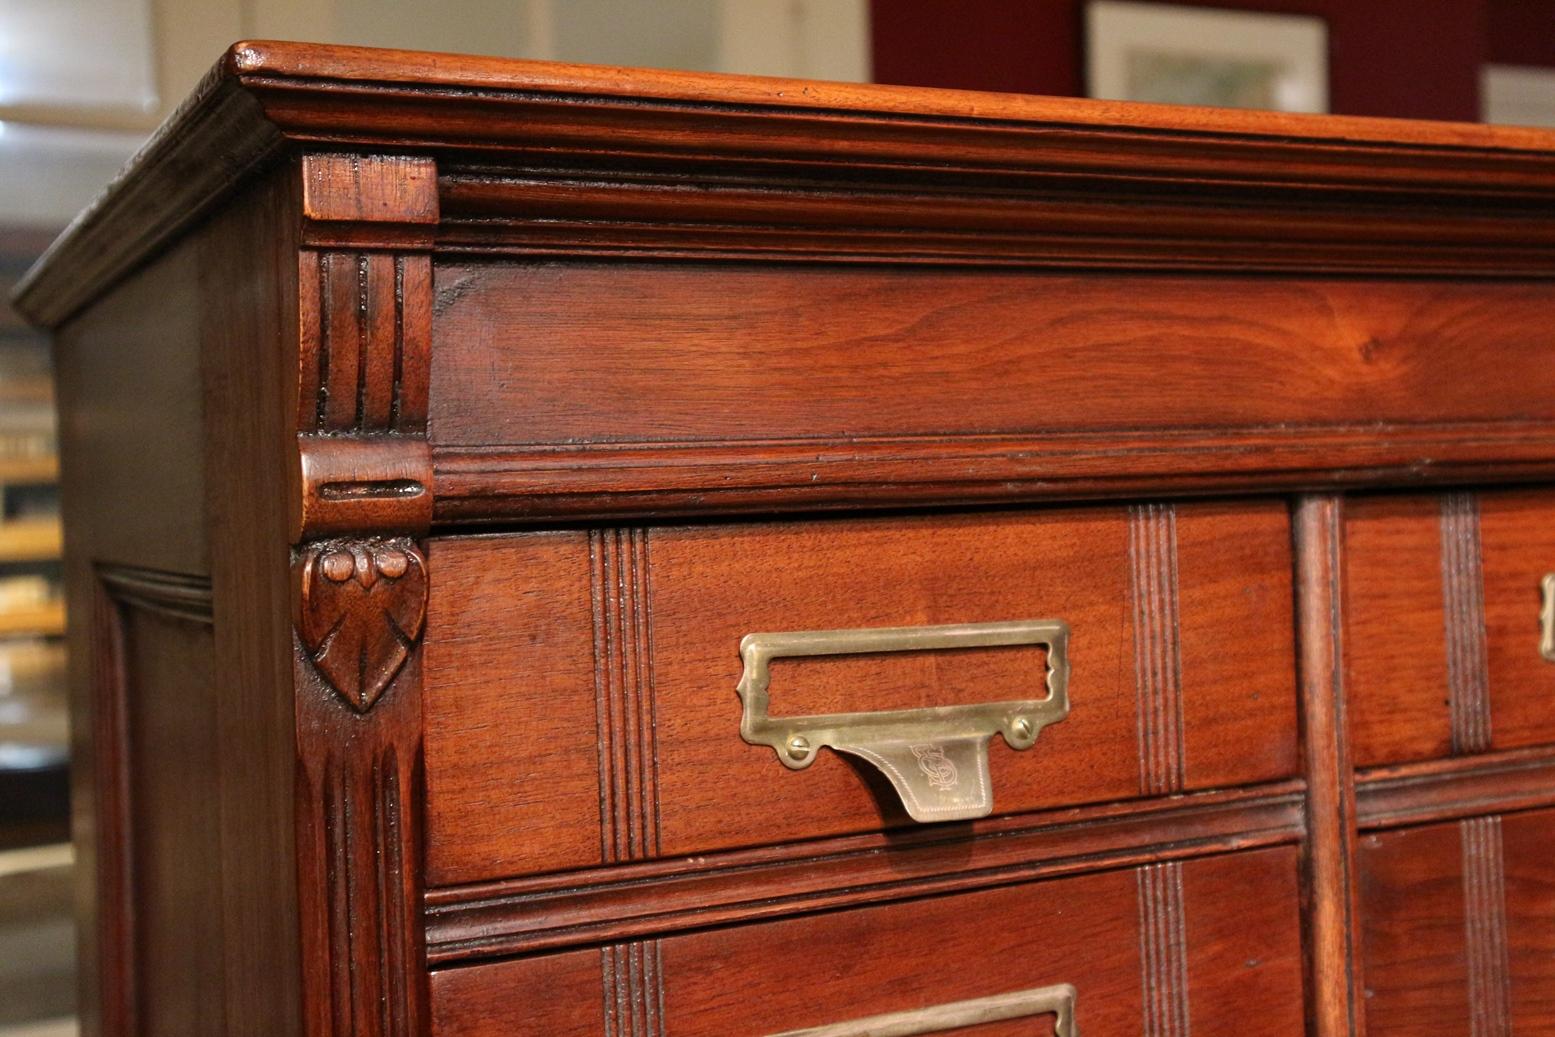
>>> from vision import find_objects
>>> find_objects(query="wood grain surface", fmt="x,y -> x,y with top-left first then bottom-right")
431,265 -> 1555,447
24,38 -> 1555,1037
429,845 -> 1305,1036
1346,490 -> 1555,767
423,501 -> 1296,884
1359,809 -> 1555,1034
18,39 -> 1555,326
424,782 -> 1303,963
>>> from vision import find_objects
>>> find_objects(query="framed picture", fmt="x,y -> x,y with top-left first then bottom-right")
1086,1 -> 1328,113
1483,65 -> 1555,128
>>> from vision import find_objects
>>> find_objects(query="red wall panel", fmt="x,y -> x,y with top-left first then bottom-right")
1488,0 -> 1555,68
871,0 -> 1513,122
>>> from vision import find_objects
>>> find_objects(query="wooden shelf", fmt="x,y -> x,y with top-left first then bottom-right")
0,602 -> 64,637
0,519 -> 61,563
0,456 -> 58,485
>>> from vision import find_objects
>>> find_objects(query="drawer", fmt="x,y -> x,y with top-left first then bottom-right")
423,500 -> 1297,885
1359,810 -> 1555,1033
430,845 -> 1305,1036
430,265 -> 1555,451
1345,490 -> 1555,767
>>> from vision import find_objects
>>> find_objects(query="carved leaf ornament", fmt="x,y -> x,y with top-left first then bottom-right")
297,539 -> 427,711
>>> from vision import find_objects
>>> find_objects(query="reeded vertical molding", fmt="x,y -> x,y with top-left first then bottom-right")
1130,503 -> 1186,796
1137,861 -> 1191,1036
601,940 -> 666,1037
1441,493 -> 1492,754
301,706 -> 423,1037
291,152 -> 438,1037
591,528 -> 662,862
1294,495 -> 1366,1037
1461,815 -> 1512,1037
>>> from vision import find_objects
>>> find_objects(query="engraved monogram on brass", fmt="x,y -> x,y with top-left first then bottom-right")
296,538 -> 428,712
913,743 -> 959,790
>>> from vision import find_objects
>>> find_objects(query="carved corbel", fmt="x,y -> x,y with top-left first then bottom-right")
290,151 -> 437,1037
295,538 -> 427,712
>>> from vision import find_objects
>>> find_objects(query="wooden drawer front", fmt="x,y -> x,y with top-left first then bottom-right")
1346,490 -> 1555,767
1359,810 -> 1555,1033
430,265 -> 1555,447
423,501 -> 1296,885
430,846 -> 1305,1036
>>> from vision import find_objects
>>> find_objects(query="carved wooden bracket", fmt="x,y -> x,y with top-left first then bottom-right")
295,538 -> 427,712
290,152 -> 438,1037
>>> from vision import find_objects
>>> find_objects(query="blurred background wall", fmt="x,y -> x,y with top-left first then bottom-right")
871,0 -> 1555,122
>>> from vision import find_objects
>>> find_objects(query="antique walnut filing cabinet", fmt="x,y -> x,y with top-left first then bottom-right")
16,40 -> 1555,1037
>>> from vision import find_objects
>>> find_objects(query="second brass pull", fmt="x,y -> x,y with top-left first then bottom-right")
1541,574 -> 1555,662
736,619 -> 1070,823
767,981 -> 1078,1037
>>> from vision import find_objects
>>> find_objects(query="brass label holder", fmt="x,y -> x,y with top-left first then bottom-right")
766,981 -> 1078,1037
737,619 -> 1070,823
1542,574 -> 1555,662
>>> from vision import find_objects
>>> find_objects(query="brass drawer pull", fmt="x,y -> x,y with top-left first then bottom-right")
767,982 -> 1078,1037
1542,574 -> 1555,662
737,619 -> 1070,823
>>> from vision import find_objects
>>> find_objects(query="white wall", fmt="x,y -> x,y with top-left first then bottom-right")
157,0 -> 871,119
0,0 -> 870,226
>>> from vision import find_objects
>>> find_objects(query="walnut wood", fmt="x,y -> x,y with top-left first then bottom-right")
1359,810 -> 1555,1034
433,267 -> 1555,442
293,638 -> 427,1037
1477,491 -> 1555,753
48,148 -> 437,1036
294,539 -> 427,712
428,268 -> 1555,521
302,153 -> 439,244
286,152 -> 437,1037
1346,489 -> 1555,769
48,170 -> 298,1036
79,570 -> 215,1033
430,423 -> 1555,524
1296,496 -> 1366,1037
294,436 -> 432,540
17,39 -> 1555,330
197,170 -> 312,1037
423,781 -> 1303,963
22,39 -> 1555,1037
430,846 -> 1307,1036
423,501 -> 1297,883
1356,746 -> 1555,830
432,166 -> 1555,275
96,566 -> 215,625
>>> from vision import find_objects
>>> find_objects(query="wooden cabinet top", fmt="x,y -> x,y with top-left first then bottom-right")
18,42 -> 1555,530
17,39 -> 1555,328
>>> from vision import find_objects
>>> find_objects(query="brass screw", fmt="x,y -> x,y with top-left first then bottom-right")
786,735 -> 812,761
1012,717 -> 1033,740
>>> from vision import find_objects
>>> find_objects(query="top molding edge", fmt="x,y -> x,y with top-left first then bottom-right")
222,40 -> 1553,151
16,39 -> 1555,327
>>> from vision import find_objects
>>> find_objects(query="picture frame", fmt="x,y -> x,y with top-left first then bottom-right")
1482,65 -> 1555,128
1086,1 -> 1329,114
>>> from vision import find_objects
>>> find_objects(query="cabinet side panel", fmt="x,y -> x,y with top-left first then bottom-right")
198,168 -> 306,1037
52,204 -> 214,1037
50,166 -> 304,1036
53,260 -> 209,574
121,609 -> 224,1036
